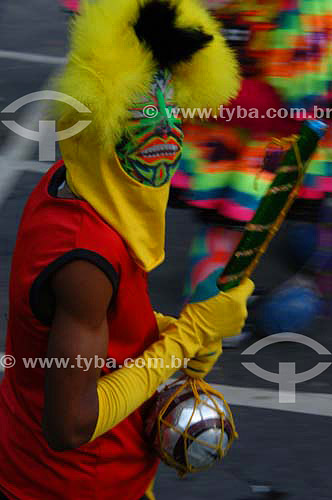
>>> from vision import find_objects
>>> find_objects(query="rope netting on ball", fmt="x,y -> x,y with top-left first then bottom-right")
156,377 -> 238,477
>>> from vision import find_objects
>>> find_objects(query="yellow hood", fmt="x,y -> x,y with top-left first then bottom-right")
55,0 -> 241,271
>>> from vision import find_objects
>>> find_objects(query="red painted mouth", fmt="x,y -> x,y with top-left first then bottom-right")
134,137 -> 181,164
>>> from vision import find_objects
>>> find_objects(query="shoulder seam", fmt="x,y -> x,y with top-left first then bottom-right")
29,249 -> 119,326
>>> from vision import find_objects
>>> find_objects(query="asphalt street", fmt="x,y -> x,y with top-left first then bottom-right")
0,2 -> 331,499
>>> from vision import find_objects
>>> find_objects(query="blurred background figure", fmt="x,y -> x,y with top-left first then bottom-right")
171,0 -> 332,342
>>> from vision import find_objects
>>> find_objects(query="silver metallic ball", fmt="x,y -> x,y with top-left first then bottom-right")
146,383 -> 235,471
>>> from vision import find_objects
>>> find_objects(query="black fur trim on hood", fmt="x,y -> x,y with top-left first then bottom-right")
134,0 -> 213,68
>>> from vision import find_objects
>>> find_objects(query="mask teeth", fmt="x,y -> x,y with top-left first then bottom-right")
140,151 -> 178,159
141,144 -> 179,156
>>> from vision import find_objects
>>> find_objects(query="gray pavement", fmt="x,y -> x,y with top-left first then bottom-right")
0,1 -> 332,499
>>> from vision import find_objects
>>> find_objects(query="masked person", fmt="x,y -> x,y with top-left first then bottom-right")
0,1 -> 254,499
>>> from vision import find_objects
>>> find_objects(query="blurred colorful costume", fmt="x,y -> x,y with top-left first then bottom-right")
172,0 -> 332,300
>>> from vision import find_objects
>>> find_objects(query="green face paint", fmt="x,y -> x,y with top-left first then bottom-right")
116,70 -> 183,187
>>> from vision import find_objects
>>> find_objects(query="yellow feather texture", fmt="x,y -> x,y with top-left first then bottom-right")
53,0 -> 240,152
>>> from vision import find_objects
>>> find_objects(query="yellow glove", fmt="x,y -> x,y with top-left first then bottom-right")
179,278 -> 254,345
154,311 -> 177,333
90,316 -> 201,442
184,341 -> 222,378
90,280 -> 254,441
153,312 -> 222,379
180,278 -> 254,379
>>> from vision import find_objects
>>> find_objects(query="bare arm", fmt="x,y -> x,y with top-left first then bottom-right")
42,260 -> 113,451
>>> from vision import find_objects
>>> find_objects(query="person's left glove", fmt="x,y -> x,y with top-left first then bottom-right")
184,341 -> 222,378
154,311 -> 222,378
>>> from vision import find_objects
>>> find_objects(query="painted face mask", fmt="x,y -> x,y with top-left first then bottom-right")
62,70 -> 184,273
116,69 -> 184,187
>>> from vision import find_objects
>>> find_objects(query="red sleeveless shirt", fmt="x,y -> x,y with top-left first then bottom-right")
0,162 -> 159,500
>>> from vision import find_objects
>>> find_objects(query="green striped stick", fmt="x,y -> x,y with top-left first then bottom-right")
217,120 -> 328,292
